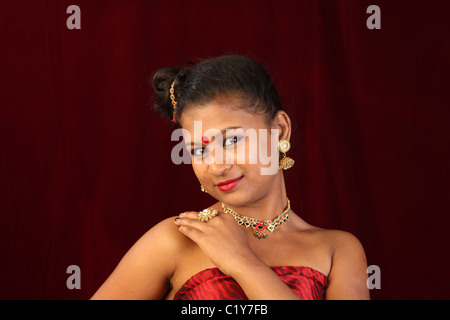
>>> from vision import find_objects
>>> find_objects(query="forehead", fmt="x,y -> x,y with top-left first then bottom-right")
180,101 -> 266,134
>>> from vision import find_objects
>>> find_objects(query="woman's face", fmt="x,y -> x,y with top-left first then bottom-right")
180,98 -> 286,207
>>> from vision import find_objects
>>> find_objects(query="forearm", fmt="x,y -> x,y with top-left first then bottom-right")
229,257 -> 301,300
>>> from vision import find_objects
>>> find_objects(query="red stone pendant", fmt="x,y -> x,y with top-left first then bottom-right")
253,223 -> 268,239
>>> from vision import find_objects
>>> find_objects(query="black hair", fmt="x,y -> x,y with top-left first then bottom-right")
152,55 -> 282,124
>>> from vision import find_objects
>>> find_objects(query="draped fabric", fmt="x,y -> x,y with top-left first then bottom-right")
173,267 -> 327,300
0,1 -> 449,299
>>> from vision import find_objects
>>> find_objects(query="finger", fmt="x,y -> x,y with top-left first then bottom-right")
174,213 -> 205,230
178,211 -> 199,220
177,223 -> 203,243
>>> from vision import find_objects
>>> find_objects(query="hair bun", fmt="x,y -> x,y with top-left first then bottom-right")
152,67 -> 180,119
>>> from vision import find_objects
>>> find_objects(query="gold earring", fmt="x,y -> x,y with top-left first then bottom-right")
278,139 -> 295,170
201,185 -> 208,193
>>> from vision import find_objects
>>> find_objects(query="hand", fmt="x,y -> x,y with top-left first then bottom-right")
174,210 -> 303,300
174,210 -> 261,276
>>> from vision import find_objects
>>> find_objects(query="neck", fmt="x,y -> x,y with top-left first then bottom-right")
222,172 -> 289,221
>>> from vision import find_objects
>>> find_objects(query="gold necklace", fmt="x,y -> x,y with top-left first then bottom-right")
221,199 -> 290,239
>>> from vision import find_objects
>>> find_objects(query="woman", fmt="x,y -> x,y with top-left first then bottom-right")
91,55 -> 369,300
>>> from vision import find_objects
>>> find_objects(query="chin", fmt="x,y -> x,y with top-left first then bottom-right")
219,193 -> 254,207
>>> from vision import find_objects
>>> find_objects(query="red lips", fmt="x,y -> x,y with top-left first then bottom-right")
216,176 -> 243,192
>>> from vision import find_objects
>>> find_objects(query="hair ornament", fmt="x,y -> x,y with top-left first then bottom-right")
170,81 -> 177,122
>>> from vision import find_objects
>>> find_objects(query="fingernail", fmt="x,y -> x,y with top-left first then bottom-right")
179,212 -> 185,216
174,217 -> 179,221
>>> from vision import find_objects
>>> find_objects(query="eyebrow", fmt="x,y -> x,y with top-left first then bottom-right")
186,126 -> 244,147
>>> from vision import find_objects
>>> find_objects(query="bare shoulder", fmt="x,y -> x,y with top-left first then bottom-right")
321,229 -> 365,252
321,229 -> 369,300
290,215 -> 369,299
291,215 -> 363,250
119,215 -> 195,276
138,216 -> 189,250
304,226 -> 367,271
91,216 -> 188,299
292,214 -> 364,253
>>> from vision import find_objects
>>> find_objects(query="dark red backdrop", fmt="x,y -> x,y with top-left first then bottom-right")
1,0 -> 449,299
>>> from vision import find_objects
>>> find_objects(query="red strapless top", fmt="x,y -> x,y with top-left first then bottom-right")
173,266 -> 327,300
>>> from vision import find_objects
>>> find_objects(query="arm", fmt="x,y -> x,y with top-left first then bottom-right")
91,217 -> 181,300
227,255 -> 302,300
325,231 -> 370,300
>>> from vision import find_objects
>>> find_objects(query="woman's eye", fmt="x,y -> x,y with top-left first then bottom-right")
224,136 -> 243,146
192,147 -> 205,156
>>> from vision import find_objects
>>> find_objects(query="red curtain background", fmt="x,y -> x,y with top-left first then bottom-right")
1,0 -> 449,299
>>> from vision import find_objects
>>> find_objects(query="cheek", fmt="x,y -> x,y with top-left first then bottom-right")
192,163 -> 206,181
233,135 -> 258,165
241,131 -> 277,166
246,142 -> 258,165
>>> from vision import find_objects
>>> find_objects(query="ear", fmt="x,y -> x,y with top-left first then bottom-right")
271,111 -> 291,141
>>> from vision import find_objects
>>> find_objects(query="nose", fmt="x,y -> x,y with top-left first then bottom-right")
209,162 -> 232,175
207,147 -> 232,175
